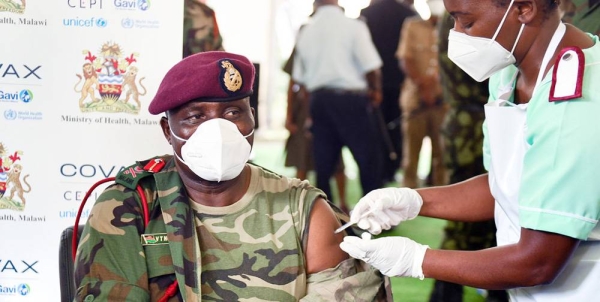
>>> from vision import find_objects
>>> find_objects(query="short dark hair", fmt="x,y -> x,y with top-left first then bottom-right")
492,0 -> 558,17
492,0 -> 558,9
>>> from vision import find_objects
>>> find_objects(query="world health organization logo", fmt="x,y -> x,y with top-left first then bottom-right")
4,109 -> 16,120
19,89 -> 33,103
121,18 -> 133,29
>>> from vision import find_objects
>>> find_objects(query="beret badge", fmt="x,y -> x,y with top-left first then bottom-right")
220,59 -> 243,94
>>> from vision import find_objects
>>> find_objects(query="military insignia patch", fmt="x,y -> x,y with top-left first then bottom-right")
115,164 -> 151,189
143,158 -> 165,173
219,59 -> 243,94
141,233 -> 169,245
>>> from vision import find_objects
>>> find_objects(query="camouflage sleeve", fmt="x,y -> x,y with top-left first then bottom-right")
73,184 -> 151,301
302,258 -> 390,301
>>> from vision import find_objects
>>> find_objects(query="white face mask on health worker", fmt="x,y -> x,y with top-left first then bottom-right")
447,0 -> 525,82
170,118 -> 254,182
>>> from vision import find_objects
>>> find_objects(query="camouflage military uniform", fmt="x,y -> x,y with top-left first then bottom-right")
74,155 -> 391,301
183,0 -> 224,58
428,13 -> 506,302
561,0 -> 600,36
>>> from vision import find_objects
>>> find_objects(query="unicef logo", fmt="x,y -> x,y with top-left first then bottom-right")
4,109 -> 17,120
96,18 -> 108,28
18,284 -> 30,296
138,0 -> 150,11
19,89 -> 33,103
121,18 -> 134,28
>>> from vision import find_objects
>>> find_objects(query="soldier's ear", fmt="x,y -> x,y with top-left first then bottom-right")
160,116 -> 172,145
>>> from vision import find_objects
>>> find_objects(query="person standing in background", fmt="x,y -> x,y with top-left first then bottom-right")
360,0 -> 416,184
183,0 -> 224,57
561,0 -> 600,35
428,11 -> 508,302
283,47 -> 349,213
396,0 -> 447,189
293,0 -> 384,204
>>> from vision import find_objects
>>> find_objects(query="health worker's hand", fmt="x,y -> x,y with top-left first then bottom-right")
350,188 -> 423,234
340,235 -> 428,279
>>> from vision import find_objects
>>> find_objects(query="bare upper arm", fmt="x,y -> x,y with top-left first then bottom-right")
304,198 -> 349,274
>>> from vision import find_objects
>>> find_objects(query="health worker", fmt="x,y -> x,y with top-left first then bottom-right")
340,0 -> 600,301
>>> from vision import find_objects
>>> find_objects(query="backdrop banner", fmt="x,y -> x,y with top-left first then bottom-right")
0,1 -> 183,300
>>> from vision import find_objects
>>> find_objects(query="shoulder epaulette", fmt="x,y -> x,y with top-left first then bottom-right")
549,46 -> 585,102
115,157 -> 166,189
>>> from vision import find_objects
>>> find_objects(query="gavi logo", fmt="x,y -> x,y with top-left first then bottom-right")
114,0 -> 150,11
0,283 -> 31,296
0,89 -> 33,103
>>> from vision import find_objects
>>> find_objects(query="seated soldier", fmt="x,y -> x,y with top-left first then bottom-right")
73,51 -> 391,301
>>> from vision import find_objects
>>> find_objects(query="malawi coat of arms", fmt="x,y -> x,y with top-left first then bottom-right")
0,0 -> 26,14
0,142 -> 29,211
74,41 -> 146,114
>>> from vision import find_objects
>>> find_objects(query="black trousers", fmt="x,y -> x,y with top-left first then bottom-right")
380,85 -> 402,182
309,89 -> 383,201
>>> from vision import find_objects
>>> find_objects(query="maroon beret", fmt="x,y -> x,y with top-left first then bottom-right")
148,51 -> 255,115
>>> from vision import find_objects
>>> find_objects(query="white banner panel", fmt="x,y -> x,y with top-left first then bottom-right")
0,0 -> 183,300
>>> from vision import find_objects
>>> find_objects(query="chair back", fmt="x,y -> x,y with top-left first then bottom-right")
58,225 -> 84,302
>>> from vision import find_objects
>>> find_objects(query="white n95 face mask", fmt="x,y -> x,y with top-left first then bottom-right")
447,0 -> 525,82
170,118 -> 253,182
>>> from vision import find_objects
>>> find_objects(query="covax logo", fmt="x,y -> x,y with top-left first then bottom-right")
60,163 -> 129,178
0,64 -> 42,80
0,259 -> 38,274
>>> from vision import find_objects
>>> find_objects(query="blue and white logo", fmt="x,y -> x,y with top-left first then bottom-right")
121,18 -> 134,28
63,17 -> 108,28
19,89 -> 33,103
138,0 -> 150,11
4,109 -> 17,120
0,283 -> 31,296
120,17 -> 160,29
18,284 -> 30,296
114,0 -> 150,11
96,18 -> 108,27
0,90 -> 19,102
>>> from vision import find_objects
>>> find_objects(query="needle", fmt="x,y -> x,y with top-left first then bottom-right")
334,208 -> 376,234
